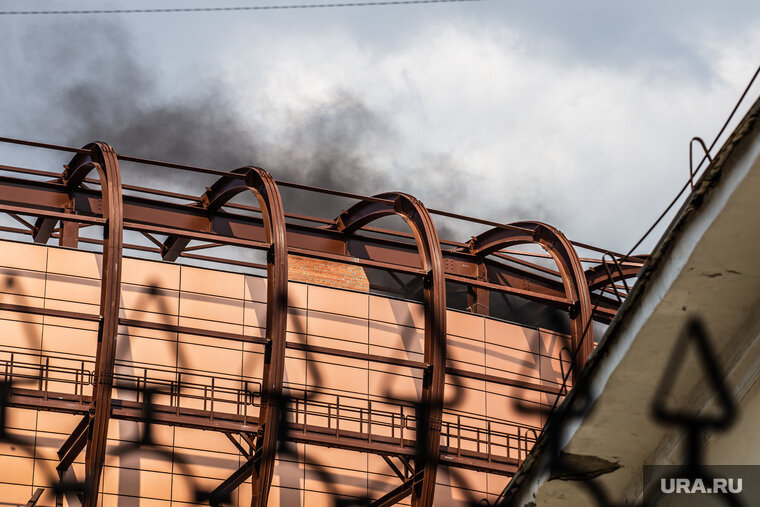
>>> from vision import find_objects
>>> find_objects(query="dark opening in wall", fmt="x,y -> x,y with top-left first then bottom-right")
490,290 -> 571,334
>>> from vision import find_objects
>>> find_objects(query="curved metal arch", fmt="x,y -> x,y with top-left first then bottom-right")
336,192 -> 446,507
468,221 -> 594,373
159,167 -> 270,262
192,167 -> 288,507
585,260 -> 643,292
60,143 -> 124,507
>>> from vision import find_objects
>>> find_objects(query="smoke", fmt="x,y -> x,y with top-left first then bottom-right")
19,21 -> 393,216
2,17 -> 558,243
58,81 -> 398,219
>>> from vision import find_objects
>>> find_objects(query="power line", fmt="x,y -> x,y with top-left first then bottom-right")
621,64 -> 760,260
0,0 -> 487,16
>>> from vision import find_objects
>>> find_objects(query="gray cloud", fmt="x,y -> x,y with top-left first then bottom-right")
1,16 -> 561,244
2,3 -> 757,253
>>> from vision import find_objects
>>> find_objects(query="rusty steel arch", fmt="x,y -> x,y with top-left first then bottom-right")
585,260 -> 642,292
335,192 -> 446,507
0,135 -> 652,505
57,143 -> 125,507
177,167 -> 289,507
467,221 -> 594,374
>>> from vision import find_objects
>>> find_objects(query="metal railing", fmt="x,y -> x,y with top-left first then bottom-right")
1,349 -> 537,466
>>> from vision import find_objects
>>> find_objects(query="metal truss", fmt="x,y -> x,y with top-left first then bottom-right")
0,138 -> 643,506
467,221 -> 594,373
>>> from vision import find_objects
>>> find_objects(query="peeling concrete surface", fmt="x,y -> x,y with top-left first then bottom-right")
548,452 -> 621,481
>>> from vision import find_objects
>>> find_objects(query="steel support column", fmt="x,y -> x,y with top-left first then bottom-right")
31,168 -> 80,247
67,143 -> 124,507
466,261 -> 489,315
180,167 -> 288,507
467,221 -> 593,374
336,193 -> 446,507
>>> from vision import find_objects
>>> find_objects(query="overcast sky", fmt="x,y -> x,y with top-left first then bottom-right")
2,0 -> 759,254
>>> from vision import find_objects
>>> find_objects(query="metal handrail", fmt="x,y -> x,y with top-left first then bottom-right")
1,351 -> 538,462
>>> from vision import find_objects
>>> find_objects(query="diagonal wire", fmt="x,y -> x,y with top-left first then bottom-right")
622,64 -> 760,261
536,63 -> 760,447
0,0 -> 488,16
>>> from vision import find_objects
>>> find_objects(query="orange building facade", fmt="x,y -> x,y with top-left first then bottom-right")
0,239 -> 570,506
0,139 -> 638,507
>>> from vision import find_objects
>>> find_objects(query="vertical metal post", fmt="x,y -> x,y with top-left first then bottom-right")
467,262 -> 489,315
59,220 -> 79,248
335,192 -> 447,507
74,143 -> 124,507
241,168 -> 288,507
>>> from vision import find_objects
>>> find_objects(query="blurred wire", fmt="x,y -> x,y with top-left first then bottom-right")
0,0 -> 487,16
623,64 -> 760,259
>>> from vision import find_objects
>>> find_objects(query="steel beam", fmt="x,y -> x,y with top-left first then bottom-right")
56,415 -> 90,473
63,143 -> 124,507
32,157 -> 82,246
24,488 -> 44,507
466,261 -> 489,315
240,168 -> 288,507
170,167 -> 289,507
158,166 -> 268,261
368,471 -> 423,507
209,455 -> 260,506
337,193 -> 446,507
483,257 -> 621,319
585,260 -> 643,291
468,221 -> 594,374
381,454 -> 406,480
0,297 -> 562,397
0,172 -> 617,319
59,217 -> 80,247
32,215 -> 57,244
225,433 -> 252,460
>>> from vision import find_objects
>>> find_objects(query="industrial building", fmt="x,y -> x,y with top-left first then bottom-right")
4,86 -> 760,506
0,126 -> 641,506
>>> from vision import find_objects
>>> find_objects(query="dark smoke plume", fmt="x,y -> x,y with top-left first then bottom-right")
2,18 -> 556,241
